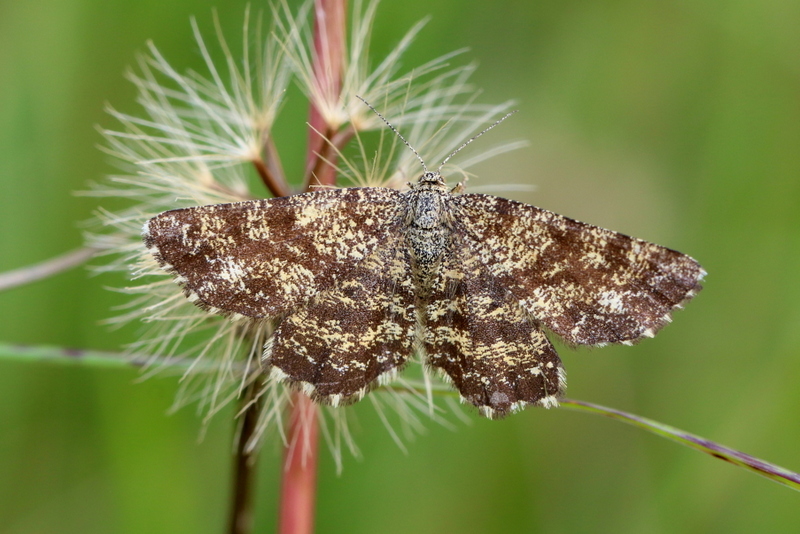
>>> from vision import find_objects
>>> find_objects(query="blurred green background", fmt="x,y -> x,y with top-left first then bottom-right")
1,0 -> 799,532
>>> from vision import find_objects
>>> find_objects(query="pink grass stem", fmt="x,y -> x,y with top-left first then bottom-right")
303,0 -> 347,188
278,393 -> 320,534
278,2 -> 346,531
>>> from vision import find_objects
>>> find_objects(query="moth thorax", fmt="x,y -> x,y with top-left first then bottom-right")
412,190 -> 445,229
408,225 -> 448,266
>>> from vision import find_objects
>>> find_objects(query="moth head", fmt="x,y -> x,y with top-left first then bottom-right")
418,171 -> 445,186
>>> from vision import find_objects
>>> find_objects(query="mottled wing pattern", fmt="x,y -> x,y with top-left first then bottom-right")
143,188 -> 402,319
453,194 -> 705,346
265,232 -> 417,405
423,236 -> 565,418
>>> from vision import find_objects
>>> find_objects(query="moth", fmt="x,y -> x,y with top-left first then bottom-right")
143,108 -> 704,418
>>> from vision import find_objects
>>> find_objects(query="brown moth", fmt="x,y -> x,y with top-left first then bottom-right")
143,110 -> 704,418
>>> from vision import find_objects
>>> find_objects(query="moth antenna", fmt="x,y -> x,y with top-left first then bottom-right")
437,110 -> 518,173
356,95 -> 428,173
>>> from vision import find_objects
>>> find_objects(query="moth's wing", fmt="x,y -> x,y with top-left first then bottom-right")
143,188 -> 402,319
453,194 -> 705,345
423,240 -> 565,418
265,233 -> 417,405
